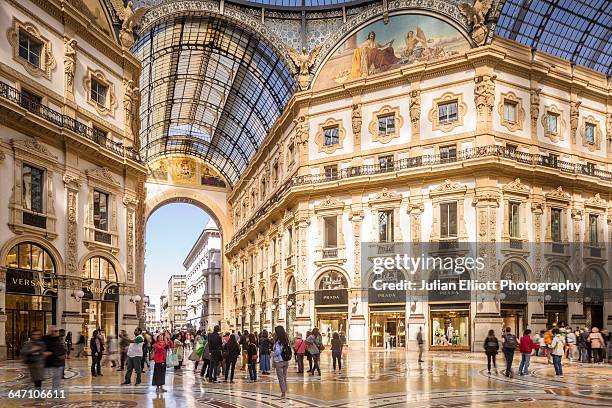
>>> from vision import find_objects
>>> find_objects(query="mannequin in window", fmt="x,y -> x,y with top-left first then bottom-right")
446,323 -> 454,345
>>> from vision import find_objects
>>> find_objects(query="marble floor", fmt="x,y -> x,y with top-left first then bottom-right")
1,350 -> 611,407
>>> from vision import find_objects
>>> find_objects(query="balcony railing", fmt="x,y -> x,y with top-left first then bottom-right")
509,239 -> 523,250
23,212 -> 47,229
0,81 -> 141,162
551,242 -> 565,254
94,230 -> 112,244
227,145 -> 612,252
590,246 -> 602,257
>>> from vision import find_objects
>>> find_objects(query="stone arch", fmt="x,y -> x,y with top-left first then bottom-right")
544,261 -> 573,282
285,274 -> 296,295
311,8 -> 473,88
0,234 -> 65,276
583,265 -> 608,289
259,287 -> 267,304
77,250 -> 126,285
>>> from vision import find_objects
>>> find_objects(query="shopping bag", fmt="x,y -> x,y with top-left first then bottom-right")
188,349 -> 199,361
166,350 -> 178,367
196,343 -> 204,356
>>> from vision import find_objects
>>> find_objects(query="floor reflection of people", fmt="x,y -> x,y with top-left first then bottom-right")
350,31 -> 400,79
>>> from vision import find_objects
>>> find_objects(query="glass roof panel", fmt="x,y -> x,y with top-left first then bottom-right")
496,0 -> 612,75
135,15 -> 296,185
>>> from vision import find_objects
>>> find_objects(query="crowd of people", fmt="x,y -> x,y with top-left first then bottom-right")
19,323 -> 611,399
483,325 -> 611,378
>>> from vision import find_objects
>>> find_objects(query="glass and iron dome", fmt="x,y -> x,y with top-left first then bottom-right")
496,0 -> 612,75
134,15 -> 296,186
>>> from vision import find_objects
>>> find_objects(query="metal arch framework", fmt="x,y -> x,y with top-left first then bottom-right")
496,0 -> 612,75
135,14 -> 297,186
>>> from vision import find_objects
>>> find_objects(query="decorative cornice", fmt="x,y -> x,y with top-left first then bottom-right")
584,193 -> 607,209
502,178 -> 530,194
86,166 -> 121,188
62,173 -> 82,188
369,188 -> 402,206
11,137 -> 59,163
314,195 -> 345,212
123,194 -> 139,207
545,186 -> 571,202
430,179 -> 468,196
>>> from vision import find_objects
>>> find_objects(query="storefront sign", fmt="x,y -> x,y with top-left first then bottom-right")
82,281 -> 119,302
315,289 -> 348,305
368,287 -> 405,303
6,269 -> 57,294
501,289 -> 527,303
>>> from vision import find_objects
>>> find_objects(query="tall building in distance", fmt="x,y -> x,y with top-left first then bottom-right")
159,290 -> 169,330
167,274 -> 187,331
184,219 -> 222,332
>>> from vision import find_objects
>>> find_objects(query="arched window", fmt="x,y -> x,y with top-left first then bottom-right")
501,262 -> 526,282
7,242 -> 55,274
586,269 -> 603,289
316,271 -> 347,290
287,276 -> 296,294
546,266 -> 566,283
82,256 -> 117,282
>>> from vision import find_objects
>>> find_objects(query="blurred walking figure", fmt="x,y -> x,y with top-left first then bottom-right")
173,336 -> 184,370
118,330 -> 130,370
240,330 -> 250,371
305,330 -> 313,373
65,331 -> 73,360
75,331 -> 85,358
106,334 -> 119,368
43,325 -> 66,389
21,329 -> 48,389
483,329 -> 499,374
305,328 -> 322,376
417,327 -> 425,363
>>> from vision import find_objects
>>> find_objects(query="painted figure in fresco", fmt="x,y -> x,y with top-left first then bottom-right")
403,27 -> 428,59
350,31 -> 400,79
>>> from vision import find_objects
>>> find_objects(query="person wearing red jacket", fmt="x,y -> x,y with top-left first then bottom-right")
518,329 -> 539,376
152,333 -> 173,393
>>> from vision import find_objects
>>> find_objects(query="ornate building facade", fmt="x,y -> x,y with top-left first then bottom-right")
0,0 -> 146,359
1,0 -> 610,358
184,219 -> 222,332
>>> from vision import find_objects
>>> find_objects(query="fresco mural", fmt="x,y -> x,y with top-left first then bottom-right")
313,14 -> 470,90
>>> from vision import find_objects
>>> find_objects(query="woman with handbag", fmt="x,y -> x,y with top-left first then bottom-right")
293,333 -> 307,373
305,328 -> 322,376
189,335 -> 203,372
152,333 -> 173,393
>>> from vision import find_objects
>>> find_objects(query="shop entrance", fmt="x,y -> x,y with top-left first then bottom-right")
316,312 -> 347,346
501,304 -> 526,335
429,304 -> 470,349
369,311 -> 406,348
585,304 -> 604,329
544,304 -> 568,327
6,295 -> 55,360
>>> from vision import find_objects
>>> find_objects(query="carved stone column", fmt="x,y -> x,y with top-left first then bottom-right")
124,194 -> 138,284
474,74 -> 496,132
350,206 -> 363,287
0,266 -> 6,360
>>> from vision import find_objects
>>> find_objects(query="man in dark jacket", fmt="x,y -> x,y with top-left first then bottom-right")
90,330 -> 104,376
43,326 -> 66,389
240,330 -> 249,371
208,325 -> 223,383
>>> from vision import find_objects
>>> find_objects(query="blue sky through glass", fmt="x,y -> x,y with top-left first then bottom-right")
144,203 -> 210,317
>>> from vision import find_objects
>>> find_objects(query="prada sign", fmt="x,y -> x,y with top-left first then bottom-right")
315,289 -> 348,305
368,287 -> 405,304
6,269 -> 57,295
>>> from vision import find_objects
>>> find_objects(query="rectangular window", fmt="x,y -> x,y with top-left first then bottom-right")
287,228 -> 293,255
438,101 -> 458,124
548,153 -> 558,168
503,100 -> 517,123
440,202 -> 458,238
378,210 -> 394,243
440,145 -> 457,163
585,123 -> 595,144
18,30 -> 42,67
324,216 -> 337,248
546,113 -> 558,134
509,201 -> 520,238
323,126 -> 339,146
378,155 -> 394,170
93,190 -> 109,231
22,164 -> 44,212
550,208 -> 562,242
589,214 -> 598,245
90,79 -> 108,106
324,165 -> 338,180
378,114 -> 396,136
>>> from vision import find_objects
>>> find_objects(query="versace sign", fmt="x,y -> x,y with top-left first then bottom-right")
6,269 -> 57,295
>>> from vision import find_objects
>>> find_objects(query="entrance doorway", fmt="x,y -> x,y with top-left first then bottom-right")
544,305 -> 568,327
6,296 -> 55,360
369,311 -> 406,348
501,304 -> 526,335
316,313 -> 347,346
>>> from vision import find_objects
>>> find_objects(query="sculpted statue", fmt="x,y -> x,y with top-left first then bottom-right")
110,0 -> 147,49
459,0 -> 494,46
351,104 -> 362,139
288,46 -> 322,91
570,101 -> 581,140
63,36 -> 77,92
409,90 -> 421,128
530,88 -> 541,124
474,74 -> 495,115
123,79 -> 140,139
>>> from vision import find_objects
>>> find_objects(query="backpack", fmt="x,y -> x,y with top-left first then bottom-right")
504,334 -> 517,349
281,343 -> 292,361
485,337 -> 497,349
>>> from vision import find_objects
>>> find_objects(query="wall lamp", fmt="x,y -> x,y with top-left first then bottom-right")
71,289 -> 85,302
130,295 -> 142,303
